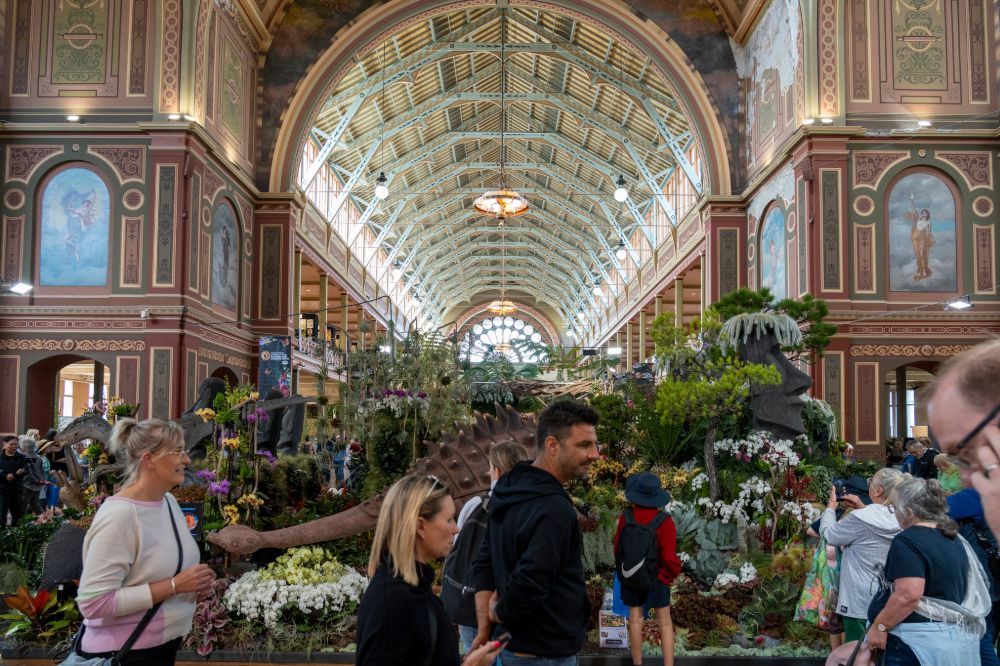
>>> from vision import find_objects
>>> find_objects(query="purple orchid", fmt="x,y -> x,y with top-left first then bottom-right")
207,480 -> 231,496
257,450 -> 277,466
196,469 -> 217,482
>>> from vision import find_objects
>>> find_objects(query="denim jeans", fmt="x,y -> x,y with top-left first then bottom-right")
458,625 -> 476,653
981,625 -> 1000,666
498,650 -> 576,666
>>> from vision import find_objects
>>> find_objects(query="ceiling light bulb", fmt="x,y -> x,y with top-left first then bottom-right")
802,117 -> 816,125
820,118 -> 834,125
374,172 -> 389,200
577,312 -> 586,321
613,174 -> 628,203
66,115 -> 80,122
615,242 -> 627,261
917,119 -> 933,128
592,285 -> 603,297
167,114 -> 181,121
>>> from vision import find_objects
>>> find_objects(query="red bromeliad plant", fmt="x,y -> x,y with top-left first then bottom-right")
1,586 -> 80,645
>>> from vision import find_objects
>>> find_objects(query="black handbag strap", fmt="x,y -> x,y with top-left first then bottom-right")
108,495 -> 185,664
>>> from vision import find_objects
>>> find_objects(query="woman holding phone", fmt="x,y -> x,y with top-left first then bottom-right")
356,474 -> 506,666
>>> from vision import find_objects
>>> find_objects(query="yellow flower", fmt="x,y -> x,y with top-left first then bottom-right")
98,453 -> 110,465
221,437 -> 241,450
195,408 -> 216,423
223,504 -> 240,525
238,493 -> 264,508
249,391 -> 260,401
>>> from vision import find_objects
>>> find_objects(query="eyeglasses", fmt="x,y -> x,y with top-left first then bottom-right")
156,447 -> 189,459
420,474 -> 446,504
933,402 -> 1000,468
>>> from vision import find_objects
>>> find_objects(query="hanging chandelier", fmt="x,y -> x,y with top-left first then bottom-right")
487,215 -> 517,315
474,10 -> 528,219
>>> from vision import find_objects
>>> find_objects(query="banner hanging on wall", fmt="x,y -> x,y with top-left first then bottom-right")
258,336 -> 292,396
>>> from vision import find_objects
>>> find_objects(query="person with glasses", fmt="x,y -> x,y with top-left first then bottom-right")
76,418 -> 215,665
471,400 -> 601,666
926,339 -> 1000,536
356,474 -> 506,666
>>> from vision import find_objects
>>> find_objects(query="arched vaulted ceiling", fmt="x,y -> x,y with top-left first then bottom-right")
265,1 -> 739,330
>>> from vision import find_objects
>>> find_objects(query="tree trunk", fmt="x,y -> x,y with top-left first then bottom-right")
704,419 -> 720,501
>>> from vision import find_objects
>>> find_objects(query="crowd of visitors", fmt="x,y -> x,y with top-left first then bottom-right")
4,339 -> 1000,666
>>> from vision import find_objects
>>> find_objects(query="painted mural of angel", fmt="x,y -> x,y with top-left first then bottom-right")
60,188 -> 97,262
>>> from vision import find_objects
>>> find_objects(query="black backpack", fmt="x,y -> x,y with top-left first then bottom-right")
441,496 -> 490,626
615,508 -> 667,592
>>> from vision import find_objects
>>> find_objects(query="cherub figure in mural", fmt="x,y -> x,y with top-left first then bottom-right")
220,226 -> 232,288
60,189 -> 97,262
904,193 -> 935,281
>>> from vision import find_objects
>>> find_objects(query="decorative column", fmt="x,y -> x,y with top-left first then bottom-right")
638,312 -> 646,363
93,362 -> 105,405
674,277 -> 684,327
895,365 -> 908,438
698,198 -> 746,304
340,294 -> 349,351
625,322 -> 633,369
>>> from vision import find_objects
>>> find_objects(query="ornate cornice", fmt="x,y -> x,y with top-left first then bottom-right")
849,344 -> 974,358
0,338 -> 146,352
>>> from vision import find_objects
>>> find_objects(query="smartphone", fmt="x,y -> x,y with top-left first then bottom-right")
494,632 -> 512,648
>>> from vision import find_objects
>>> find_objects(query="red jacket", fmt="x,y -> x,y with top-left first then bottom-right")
613,505 -> 682,585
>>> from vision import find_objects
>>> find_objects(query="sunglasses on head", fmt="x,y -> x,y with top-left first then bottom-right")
934,402 -> 1000,469
420,474 -> 446,504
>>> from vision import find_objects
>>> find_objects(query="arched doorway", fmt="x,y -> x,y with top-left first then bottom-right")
883,361 -> 940,440
211,366 -> 240,388
26,355 -> 112,432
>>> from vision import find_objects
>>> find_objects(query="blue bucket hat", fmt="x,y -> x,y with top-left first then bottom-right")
624,472 -> 671,508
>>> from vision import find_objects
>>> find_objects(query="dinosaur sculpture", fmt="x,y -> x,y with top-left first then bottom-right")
44,391 -> 317,510
208,404 -> 538,555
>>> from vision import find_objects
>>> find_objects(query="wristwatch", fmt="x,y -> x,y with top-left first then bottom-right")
875,622 -> 888,633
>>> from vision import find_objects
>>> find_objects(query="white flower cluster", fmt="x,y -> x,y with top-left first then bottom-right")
690,473 -> 708,491
356,393 -> 430,419
714,431 -> 801,469
677,551 -> 691,564
780,500 -> 820,525
712,561 -> 758,589
223,547 -> 368,628
696,476 -> 771,524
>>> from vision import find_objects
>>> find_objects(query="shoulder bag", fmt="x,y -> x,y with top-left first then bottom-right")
60,496 -> 186,665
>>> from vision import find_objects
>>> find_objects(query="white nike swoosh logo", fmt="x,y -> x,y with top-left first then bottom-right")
621,559 -> 645,578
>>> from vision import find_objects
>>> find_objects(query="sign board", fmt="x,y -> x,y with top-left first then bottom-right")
258,335 -> 292,396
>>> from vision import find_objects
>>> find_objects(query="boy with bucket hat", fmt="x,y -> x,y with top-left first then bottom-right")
613,472 -> 681,666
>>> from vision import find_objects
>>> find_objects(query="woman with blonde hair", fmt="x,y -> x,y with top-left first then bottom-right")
72,418 -> 215,665
820,468 -> 904,644
356,475 -> 506,666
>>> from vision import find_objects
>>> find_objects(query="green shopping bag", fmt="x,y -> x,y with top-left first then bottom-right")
794,536 -> 843,633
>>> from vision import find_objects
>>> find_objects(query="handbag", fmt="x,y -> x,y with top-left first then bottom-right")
794,536 -> 843,633
60,496 -> 185,665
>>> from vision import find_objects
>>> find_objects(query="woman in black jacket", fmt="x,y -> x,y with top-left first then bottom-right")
356,475 -> 505,666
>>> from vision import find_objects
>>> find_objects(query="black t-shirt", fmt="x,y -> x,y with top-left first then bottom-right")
914,449 -> 941,480
868,525 -> 968,624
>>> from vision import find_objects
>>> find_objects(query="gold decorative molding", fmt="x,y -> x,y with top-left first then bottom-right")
0,339 -> 146,352
850,344 -> 974,358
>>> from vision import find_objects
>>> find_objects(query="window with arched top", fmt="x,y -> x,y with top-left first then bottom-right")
462,316 -> 547,363
211,201 -> 239,311
39,166 -> 111,286
758,205 -> 787,301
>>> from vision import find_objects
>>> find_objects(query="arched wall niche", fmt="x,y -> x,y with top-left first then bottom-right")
756,199 -> 789,301
209,197 -> 243,314
264,0 -> 738,195
34,162 -> 115,293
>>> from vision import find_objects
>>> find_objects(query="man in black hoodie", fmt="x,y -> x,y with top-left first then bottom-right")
1,435 -> 29,527
471,400 -> 600,665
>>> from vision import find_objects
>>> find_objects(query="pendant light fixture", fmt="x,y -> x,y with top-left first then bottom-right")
611,47 -> 628,203
487,217 -> 517,315
615,241 -> 627,261
375,41 -> 389,201
474,10 -> 528,219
